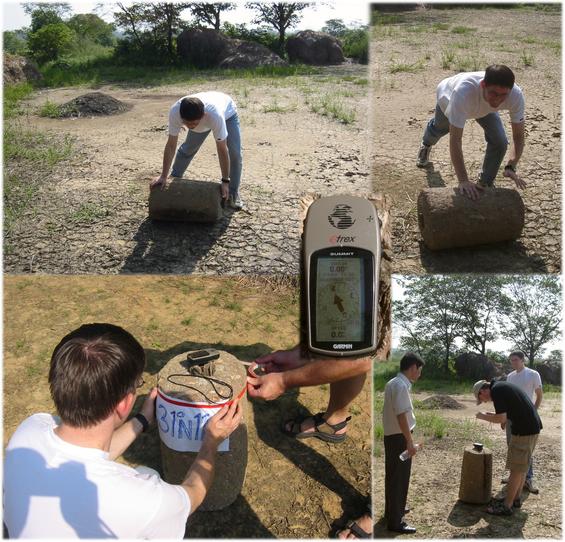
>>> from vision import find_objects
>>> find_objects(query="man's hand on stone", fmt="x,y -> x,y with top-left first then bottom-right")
503,168 -> 527,189
150,175 -> 167,190
246,371 -> 286,401
140,387 -> 158,426
459,180 -> 484,200
204,400 -> 242,446
253,347 -> 305,374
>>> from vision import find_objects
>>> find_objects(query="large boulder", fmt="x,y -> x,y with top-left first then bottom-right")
219,40 -> 286,69
3,54 -> 42,85
536,362 -> 561,386
177,29 -> 286,69
177,28 -> 232,68
286,30 -> 345,65
454,353 -> 501,381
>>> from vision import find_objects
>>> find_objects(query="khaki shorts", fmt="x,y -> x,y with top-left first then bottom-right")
506,434 -> 539,473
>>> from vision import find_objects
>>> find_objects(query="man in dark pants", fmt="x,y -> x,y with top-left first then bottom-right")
382,352 -> 424,534
474,378 -> 542,515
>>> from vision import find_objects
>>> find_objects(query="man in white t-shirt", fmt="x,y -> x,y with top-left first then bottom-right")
382,352 -> 424,535
503,350 -> 543,494
151,91 -> 244,210
417,65 -> 526,200
3,323 -> 242,538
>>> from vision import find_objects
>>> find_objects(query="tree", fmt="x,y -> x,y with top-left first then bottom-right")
393,276 -> 469,375
114,2 -> 190,60
246,2 -> 310,53
27,22 -> 75,63
455,276 -> 506,356
499,276 -> 562,367
67,13 -> 115,46
189,3 -> 235,31
23,3 -> 72,32
4,31 -> 28,55
321,18 -> 347,37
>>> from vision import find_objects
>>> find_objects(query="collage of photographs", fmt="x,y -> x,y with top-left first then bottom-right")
1,0 -> 562,540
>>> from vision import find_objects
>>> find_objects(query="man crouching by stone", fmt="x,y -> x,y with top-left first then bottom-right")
151,91 -> 244,210
473,378 -> 542,516
4,323 -> 242,538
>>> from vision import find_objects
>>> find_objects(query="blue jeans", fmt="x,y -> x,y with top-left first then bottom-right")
171,112 -> 242,197
505,421 -> 534,481
422,104 -> 508,185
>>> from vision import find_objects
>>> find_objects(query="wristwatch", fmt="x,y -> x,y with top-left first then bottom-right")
221,178 -> 230,184
504,163 -> 516,173
134,412 -> 149,433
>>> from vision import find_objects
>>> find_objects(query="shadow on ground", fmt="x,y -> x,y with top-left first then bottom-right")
120,211 -> 234,274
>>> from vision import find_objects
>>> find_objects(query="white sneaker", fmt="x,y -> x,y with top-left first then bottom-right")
416,144 -> 431,167
229,195 -> 244,210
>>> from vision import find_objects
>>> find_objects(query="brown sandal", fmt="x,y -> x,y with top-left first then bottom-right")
282,412 -> 351,443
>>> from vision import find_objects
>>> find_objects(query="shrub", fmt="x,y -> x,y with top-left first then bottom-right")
342,28 -> 368,64
28,23 -> 76,64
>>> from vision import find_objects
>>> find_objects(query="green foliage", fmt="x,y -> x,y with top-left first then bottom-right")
417,412 -> 448,438
322,18 -> 348,37
68,203 -> 108,224
38,100 -> 63,118
4,31 -> 28,55
4,83 -> 34,119
28,23 -> 76,64
189,3 -> 235,31
451,26 -> 476,34
341,28 -> 368,64
521,50 -> 535,66
221,21 -> 280,54
67,13 -> 115,46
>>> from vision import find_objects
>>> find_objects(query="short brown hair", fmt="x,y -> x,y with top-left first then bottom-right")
49,323 -> 145,428
484,64 -> 515,89
400,352 -> 425,371
510,351 -> 526,361
179,97 -> 205,121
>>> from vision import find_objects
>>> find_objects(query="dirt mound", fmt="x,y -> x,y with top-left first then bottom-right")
4,54 -> 42,85
59,92 -> 130,118
420,394 -> 464,410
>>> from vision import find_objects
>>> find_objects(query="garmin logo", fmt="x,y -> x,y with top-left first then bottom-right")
333,343 -> 353,350
329,235 -> 356,244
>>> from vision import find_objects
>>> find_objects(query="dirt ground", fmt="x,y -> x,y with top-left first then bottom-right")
3,276 -> 371,538
370,6 -> 561,273
373,391 -> 562,538
4,65 -> 372,275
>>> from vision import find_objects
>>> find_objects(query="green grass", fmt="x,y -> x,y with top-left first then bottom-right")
451,26 -> 477,34
224,301 -> 242,312
305,93 -> 356,124
417,411 -> 448,438
4,88 -> 74,233
38,100 -> 64,118
68,203 -> 108,224
261,99 -> 296,113
521,50 -> 535,67
441,50 -> 456,69
389,59 -> 425,74
40,58 -> 319,88
180,317 -> 193,326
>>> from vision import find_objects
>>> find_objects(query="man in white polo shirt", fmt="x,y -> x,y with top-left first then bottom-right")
417,64 -> 526,200
504,350 -> 543,494
3,323 -> 242,538
382,352 -> 424,534
151,91 -> 244,210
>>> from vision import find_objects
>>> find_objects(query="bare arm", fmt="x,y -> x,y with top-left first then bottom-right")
534,387 -> 543,409
109,388 -> 158,461
450,125 -> 483,200
180,401 -> 242,513
503,122 -> 527,189
151,135 -> 178,188
507,122 -> 525,167
476,411 -> 507,424
216,139 -> 230,199
247,356 -> 371,401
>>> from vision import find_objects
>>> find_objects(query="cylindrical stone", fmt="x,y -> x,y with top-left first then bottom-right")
417,187 -> 525,250
148,178 -> 222,222
458,445 -> 493,504
157,350 -> 248,511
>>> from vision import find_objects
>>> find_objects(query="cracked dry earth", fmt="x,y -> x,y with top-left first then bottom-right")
5,65 -> 371,274
370,7 -> 561,274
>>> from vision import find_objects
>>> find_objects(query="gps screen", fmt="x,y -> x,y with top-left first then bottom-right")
315,256 -> 364,343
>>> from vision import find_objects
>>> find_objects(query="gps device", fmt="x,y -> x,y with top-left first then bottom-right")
303,195 -> 380,357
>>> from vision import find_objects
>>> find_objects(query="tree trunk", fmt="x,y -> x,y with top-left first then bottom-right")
214,12 -> 220,31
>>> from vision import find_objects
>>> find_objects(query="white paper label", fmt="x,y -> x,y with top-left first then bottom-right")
157,390 -> 230,453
